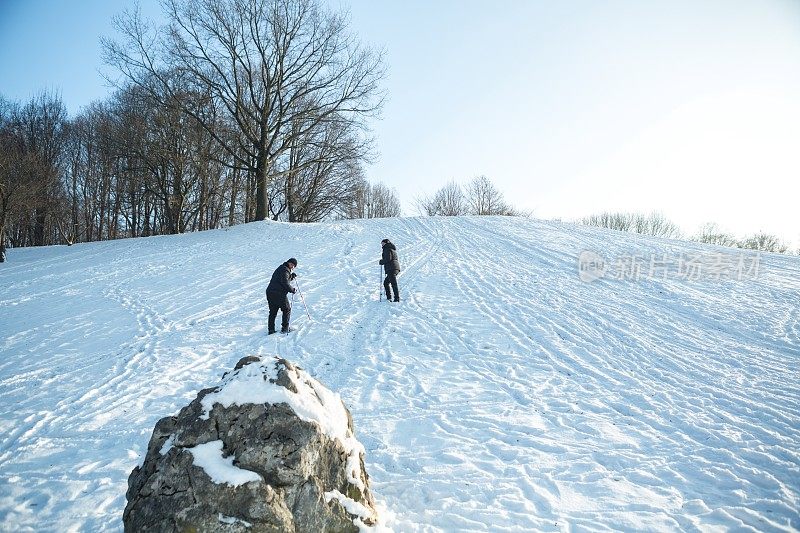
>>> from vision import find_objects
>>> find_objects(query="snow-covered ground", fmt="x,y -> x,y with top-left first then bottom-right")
1,216 -> 799,531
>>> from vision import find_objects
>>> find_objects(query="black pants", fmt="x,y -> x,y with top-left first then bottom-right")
383,271 -> 399,301
266,291 -> 291,332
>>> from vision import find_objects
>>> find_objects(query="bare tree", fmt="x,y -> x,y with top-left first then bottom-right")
103,0 -> 384,222
414,191 -> 436,216
14,92 -> 69,246
280,111 -> 371,222
366,182 -> 401,218
465,175 -> 510,215
68,102 -> 109,241
416,181 -> 467,216
637,212 -> 682,238
343,179 -> 400,219
0,93 -> 70,248
0,97 -> 35,257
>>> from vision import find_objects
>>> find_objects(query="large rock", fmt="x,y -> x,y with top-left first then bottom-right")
124,356 -> 379,532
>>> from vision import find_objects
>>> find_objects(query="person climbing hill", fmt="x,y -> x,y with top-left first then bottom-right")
379,239 -> 400,302
266,257 -> 297,334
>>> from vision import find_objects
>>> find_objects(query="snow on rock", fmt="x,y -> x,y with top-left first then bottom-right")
187,440 -> 261,487
122,355 -> 379,532
325,489 -> 374,520
217,513 -> 252,528
159,435 -> 174,456
325,489 -> 393,532
201,355 -> 367,490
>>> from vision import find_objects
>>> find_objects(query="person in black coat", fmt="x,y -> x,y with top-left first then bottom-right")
266,258 -> 297,334
379,239 -> 400,302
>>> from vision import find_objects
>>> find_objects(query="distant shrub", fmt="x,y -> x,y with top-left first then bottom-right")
693,223 -> 738,248
581,215 -> 795,254
581,212 -> 631,232
579,212 -> 682,238
691,225 -> 794,254
738,232 -> 789,253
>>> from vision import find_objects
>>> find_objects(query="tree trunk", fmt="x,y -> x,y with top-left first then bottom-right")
143,194 -> 151,237
71,157 -> 79,242
34,208 -> 47,246
228,169 -> 238,227
173,166 -> 184,234
255,153 -> 268,221
0,211 -> 6,262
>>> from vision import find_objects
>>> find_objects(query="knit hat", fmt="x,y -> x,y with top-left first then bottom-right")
287,258 -> 298,266
381,239 -> 389,244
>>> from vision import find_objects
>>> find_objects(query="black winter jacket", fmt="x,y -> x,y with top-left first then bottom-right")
379,241 -> 401,274
266,262 -> 296,295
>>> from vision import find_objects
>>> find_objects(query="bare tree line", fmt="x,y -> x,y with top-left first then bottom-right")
416,176 -> 527,217
341,181 -> 401,219
0,0 -> 400,260
579,212 -> 682,239
579,212 -> 795,254
103,0 -> 384,222
694,222 -> 793,254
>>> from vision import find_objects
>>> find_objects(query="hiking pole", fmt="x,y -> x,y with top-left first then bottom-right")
295,280 -> 312,320
379,265 -> 383,302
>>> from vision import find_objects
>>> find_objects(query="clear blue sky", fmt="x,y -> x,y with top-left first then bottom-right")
2,0 -> 799,246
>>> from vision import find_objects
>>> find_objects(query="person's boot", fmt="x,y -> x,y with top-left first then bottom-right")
281,326 -> 294,334
268,329 -> 277,335
393,297 -> 400,302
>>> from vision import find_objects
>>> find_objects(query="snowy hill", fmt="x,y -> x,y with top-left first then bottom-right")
1,216 -> 799,531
